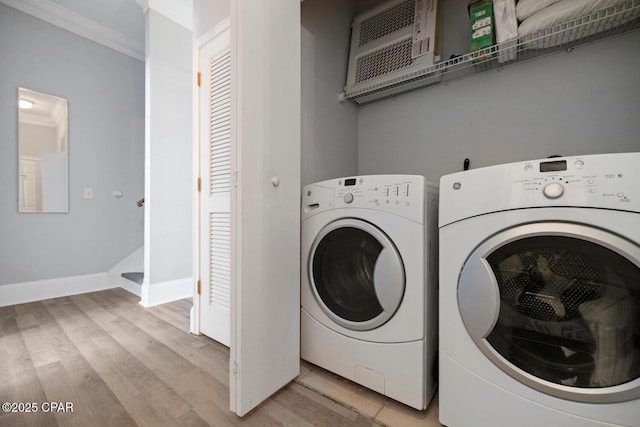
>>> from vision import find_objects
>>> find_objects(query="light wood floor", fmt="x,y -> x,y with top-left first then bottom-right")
0,288 -> 439,427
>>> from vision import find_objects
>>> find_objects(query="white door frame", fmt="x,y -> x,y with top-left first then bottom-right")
191,17 -> 232,336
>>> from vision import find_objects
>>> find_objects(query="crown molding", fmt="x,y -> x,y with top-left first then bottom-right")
195,16 -> 229,47
136,0 -> 193,31
1,0 -> 145,61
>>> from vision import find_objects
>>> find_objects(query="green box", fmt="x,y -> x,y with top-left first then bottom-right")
469,1 -> 494,54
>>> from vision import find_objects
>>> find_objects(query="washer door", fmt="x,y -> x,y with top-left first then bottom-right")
458,222 -> 640,403
309,218 -> 406,331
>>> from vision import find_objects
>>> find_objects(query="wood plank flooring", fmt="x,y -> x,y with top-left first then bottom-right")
0,288 -> 384,427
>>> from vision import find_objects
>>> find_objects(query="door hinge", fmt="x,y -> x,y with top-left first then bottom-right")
197,72 -> 201,87
197,279 -> 201,295
197,177 -> 201,192
232,360 -> 238,375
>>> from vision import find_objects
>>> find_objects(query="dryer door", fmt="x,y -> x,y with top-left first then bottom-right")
458,222 -> 640,403
309,218 -> 406,331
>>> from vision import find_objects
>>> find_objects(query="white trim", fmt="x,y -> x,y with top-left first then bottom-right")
140,277 -> 193,307
0,247 -> 146,307
108,246 -> 144,298
140,0 -> 193,31
20,154 -> 42,162
0,273 -> 115,307
142,0 -> 150,310
230,0 -> 239,413
190,306 -> 198,334
107,246 -> 144,282
119,276 -> 142,298
0,0 -> 144,61
195,16 -> 230,47
192,37 -> 201,335
19,116 -> 57,127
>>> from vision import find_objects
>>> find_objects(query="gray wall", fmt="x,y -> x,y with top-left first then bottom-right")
0,4 -> 144,285
298,0 -> 640,182
301,0 -> 360,186
358,19 -> 640,182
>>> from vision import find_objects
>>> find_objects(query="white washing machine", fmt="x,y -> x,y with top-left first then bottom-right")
301,175 -> 438,410
439,152 -> 640,427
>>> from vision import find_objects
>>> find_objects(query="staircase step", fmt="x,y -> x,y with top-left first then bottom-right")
121,272 -> 144,285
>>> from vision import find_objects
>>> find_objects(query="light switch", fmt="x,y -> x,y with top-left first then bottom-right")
84,187 -> 94,199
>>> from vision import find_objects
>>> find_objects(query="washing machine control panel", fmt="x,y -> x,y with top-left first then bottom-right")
513,156 -> 636,206
337,177 -> 416,209
302,175 -> 436,223
439,152 -> 640,226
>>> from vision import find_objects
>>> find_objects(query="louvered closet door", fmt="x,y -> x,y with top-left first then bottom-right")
200,25 -> 232,346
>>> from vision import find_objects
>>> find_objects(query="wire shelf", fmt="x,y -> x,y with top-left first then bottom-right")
346,0 -> 640,104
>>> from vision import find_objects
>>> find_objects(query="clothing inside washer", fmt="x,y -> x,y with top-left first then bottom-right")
485,236 -> 640,388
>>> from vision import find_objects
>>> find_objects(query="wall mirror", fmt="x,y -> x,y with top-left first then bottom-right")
18,87 -> 69,213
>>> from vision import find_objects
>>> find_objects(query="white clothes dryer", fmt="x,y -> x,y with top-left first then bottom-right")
301,175 -> 438,410
439,152 -> 640,427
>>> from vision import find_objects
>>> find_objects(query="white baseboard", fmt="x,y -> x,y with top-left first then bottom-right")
0,273 -> 116,307
107,246 -> 144,298
118,276 -> 142,297
107,246 -> 144,283
190,305 -> 198,334
0,248 -> 194,308
140,277 -> 193,307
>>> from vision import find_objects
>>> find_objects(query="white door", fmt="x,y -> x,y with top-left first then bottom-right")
230,0 -> 301,416
20,158 -> 39,212
41,152 -> 68,212
199,24 -> 232,347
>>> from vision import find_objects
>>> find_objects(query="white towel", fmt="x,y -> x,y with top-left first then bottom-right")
516,0 -> 562,21
519,0 -> 629,36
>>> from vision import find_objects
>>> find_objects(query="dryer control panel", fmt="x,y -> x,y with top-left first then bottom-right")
440,152 -> 640,226
513,157 -> 634,204
302,175 -> 438,224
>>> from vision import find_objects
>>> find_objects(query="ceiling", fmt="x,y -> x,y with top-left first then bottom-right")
19,87 -> 68,127
1,0 -> 145,60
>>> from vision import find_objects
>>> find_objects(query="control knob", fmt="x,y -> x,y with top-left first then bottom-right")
343,193 -> 354,204
543,182 -> 564,199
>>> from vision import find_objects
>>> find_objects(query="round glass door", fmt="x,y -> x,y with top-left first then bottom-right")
309,218 -> 405,331
458,223 -> 640,403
